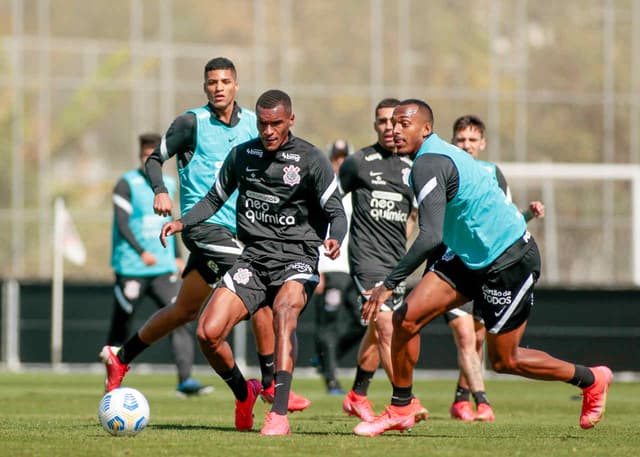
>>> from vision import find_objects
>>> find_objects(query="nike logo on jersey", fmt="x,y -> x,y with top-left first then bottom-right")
371,175 -> 387,185
246,167 -> 260,173
369,171 -> 383,177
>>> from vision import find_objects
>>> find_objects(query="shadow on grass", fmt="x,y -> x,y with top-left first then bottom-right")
151,423 -> 237,432
149,423 -> 363,436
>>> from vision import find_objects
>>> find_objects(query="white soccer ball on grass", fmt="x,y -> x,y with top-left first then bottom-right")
98,387 -> 150,436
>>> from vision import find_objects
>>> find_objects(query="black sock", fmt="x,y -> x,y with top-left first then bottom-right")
258,353 -> 275,389
454,385 -> 471,403
219,364 -> 248,401
473,390 -> 490,405
391,384 -> 413,407
352,366 -> 375,396
567,365 -> 595,388
272,370 -> 292,415
118,333 -> 149,364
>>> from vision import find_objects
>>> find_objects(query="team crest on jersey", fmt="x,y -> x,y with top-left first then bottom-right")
283,165 -> 301,186
402,168 -> 411,186
233,268 -> 253,285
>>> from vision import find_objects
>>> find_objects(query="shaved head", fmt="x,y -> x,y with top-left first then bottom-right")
398,99 -> 433,125
392,99 -> 434,157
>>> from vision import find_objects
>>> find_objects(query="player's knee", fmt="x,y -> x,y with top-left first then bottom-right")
196,320 -> 224,351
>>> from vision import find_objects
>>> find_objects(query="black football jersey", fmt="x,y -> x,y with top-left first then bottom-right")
181,134 -> 347,248
339,143 -> 415,279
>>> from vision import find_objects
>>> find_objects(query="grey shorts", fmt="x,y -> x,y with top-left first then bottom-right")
113,272 -> 181,313
352,275 -> 406,312
443,300 -> 484,325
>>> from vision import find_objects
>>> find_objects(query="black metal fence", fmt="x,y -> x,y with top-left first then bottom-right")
2,281 -> 639,371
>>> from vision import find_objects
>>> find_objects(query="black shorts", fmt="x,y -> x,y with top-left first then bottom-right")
352,275 -> 406,312
426,245 -> 482,323
443,300 -> 484,325
113,272 -> 181,313
221,241 -> 320,315
430,234 -> 541,334
182,223 -> 243,285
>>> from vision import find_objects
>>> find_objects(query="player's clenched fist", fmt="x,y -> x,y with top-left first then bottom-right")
153,192 -> 173,217
322,239 -> 341,260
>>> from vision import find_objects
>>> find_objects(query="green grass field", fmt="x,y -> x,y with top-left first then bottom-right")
0,371 -> 638,457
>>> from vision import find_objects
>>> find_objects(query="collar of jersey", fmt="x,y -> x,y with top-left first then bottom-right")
206,101 -> 242,127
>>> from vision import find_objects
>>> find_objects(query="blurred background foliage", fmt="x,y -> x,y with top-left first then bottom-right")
1,0 -> 639,283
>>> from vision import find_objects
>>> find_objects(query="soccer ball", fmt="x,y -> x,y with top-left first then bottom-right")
98,387 -> 150,436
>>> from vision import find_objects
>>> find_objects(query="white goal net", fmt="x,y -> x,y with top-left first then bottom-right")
499,162 -> 640,286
